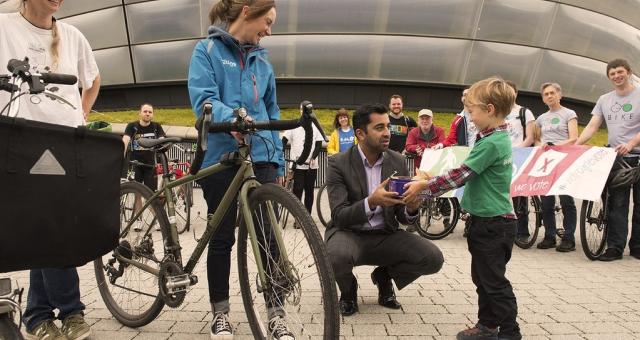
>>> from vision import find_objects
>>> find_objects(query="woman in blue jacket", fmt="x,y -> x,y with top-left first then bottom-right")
187,1 -> 291,339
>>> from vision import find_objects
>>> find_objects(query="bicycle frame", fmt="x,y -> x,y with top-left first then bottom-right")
120,143 -> 291,290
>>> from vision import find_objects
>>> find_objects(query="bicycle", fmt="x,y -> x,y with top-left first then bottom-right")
415,196 -> 460,240
0,278 -> 23,340
580,156 -> 640,260
94,101 -> 340,339
315,182 -> 331,228
513,196 -> 543,249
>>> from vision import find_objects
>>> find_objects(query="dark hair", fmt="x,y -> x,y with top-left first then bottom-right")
606,58 -> 632,75
332,108 -> 350,129
389,94 -> 403,103
352,103 -> 388,133
209,0 -> 275,26
505,80 -> 517,93
139,103 -> 154,111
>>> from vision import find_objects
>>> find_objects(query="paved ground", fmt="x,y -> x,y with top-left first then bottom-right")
3,189 -> 640,340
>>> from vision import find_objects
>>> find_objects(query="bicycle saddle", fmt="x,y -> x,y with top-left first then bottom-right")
137,137 -> 182,150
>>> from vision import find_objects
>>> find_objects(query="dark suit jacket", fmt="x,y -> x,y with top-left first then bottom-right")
325,145 -> 412,240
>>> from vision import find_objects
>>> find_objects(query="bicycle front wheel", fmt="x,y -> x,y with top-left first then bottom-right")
315,183 -> 331,228
580,199 -> 607,260
94,181 -> 168,327
237,184 -> 339,340
174,182 -> 192,234
514,196 -> 542,249
416,197 -> 460,240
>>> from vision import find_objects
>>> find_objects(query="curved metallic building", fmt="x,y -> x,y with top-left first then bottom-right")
55,0 -> 640,114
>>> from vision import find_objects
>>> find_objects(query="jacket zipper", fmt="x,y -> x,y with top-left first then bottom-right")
252,74 -> 259,104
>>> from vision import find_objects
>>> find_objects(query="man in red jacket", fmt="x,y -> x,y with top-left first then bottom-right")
405,109 -> 444,170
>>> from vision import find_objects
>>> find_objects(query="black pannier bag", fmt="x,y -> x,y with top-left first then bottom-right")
0,115 -> 123,272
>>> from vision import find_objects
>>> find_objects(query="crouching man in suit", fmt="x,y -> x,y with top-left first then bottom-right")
326,103 -> 444,316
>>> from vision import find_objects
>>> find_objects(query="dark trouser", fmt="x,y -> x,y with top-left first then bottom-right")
23,268 -> 84,332
607,157 -> 640,253
292,168 -> 317,213
541,195 -> 576,241
134,163 -> 157,191
198,164 -> 278,308
512,196 -> 529,237
326,229 -> 443,299
467,216 -> 520,339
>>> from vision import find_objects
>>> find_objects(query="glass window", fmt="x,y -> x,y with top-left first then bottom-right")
127,0 -> 201,44
476,0 -> 555,46
273,0 -> 380,33
556,0 -> 640,29
200,0 -> 216,35
465,41 -> 541,86
59,7 -> 127,50
93,47 -> 134,86
546,5 -> 640,65
132,40 -> 198,82
56,0 -> 121,19
532,50 -> 611,103
386,0 -> 481,38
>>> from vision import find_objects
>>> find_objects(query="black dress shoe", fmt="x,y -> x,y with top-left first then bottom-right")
339,299 -> 358,316
371,267 -> 402,309
598,248 -> 623,261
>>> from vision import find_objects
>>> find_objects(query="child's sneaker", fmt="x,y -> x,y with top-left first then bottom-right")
61,314 -> 91,340
25,319 -> 66,340
210,312 -> 233,339
456,323 -> 498,340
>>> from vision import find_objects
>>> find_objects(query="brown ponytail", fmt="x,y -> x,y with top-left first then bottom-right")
209,0 -> 275,26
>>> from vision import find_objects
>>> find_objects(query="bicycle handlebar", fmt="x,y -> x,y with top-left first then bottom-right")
190,101 -> 326,175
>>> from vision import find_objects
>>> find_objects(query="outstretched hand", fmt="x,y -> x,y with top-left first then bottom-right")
368,178 -> 405,209
403,180 -> 429,205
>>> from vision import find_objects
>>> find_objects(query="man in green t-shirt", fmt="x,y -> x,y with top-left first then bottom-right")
404,77 -> 521,340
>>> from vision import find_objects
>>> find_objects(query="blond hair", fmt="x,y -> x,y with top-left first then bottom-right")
465,77 -> 515,118
21,0 -> 60,70
531,123 -> 542,146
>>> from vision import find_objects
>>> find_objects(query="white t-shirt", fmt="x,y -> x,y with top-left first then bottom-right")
506,104 -> 535,145
0,12 -> 99,127
536,106 -> 577,144
283,125 -> 324,170
462,110 -> 477,147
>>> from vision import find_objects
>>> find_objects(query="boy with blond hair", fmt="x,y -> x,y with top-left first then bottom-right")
404,77 -> 521,340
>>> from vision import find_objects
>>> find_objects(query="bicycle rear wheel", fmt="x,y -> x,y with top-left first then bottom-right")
416,197 -> 460,240
237,183 -> 339,340
315,183 -> 331,228
514,196 -> 542,249
580,199 -> 607,260
94,181 -> 168,327
174,182 -> 192,234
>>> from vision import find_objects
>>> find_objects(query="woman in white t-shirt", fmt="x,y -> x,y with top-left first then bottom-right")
0,0 -> 100,339
535,82 -> 578,253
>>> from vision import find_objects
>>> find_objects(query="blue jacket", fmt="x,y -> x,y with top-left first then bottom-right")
188,26 -> 284,176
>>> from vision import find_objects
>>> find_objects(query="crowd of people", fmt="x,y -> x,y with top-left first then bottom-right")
1,0 -> 639,340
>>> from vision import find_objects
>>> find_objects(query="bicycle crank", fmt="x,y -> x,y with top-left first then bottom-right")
158,261 -> 196,308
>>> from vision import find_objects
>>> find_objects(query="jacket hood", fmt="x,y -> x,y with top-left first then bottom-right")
207,25 -> 262,53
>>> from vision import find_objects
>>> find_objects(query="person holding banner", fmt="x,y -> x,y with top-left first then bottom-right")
404,77 -> 521,340
536,82 -> 578,252
576,58 -> 640,261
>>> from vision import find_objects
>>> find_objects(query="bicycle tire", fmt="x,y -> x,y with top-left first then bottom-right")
175,182 -> 192,234
94,181 -> 169,327
237,183 -> 340,340
416,197 -> 460,240
580,199 -> 607,260
0,313 -> 23,340
514,196 -> 542,249
315,183 -> 331,228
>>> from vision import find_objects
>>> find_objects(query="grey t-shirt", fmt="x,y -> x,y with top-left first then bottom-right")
592,87 -> 640,153
536,107 -> 577,144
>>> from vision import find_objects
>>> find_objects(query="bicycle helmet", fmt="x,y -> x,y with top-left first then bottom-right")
609,158 -> 640,189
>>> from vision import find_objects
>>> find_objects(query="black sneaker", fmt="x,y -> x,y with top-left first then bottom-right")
268,316 -> 295,340
536,238 -> 556,249
630,250 -> 640,260
556,239 -> 575,252
210,312 -> 233,339
598,248 -> 623,261
456,323 -> 498,340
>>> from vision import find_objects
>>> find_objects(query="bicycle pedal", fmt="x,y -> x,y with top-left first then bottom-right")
165,273 -> 190,293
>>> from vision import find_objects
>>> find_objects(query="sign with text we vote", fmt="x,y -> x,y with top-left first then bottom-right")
419,145 -> 617,201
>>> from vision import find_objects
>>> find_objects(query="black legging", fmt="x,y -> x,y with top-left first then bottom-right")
292,168 -> 317,213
